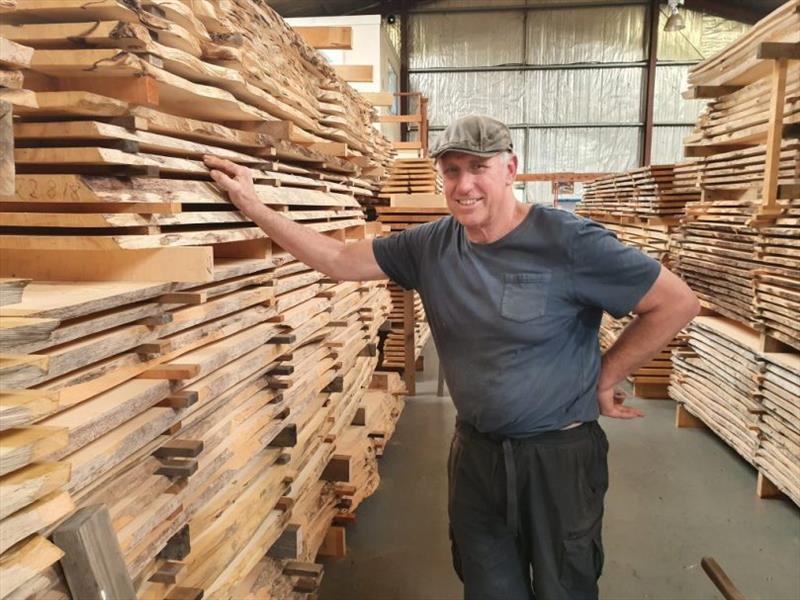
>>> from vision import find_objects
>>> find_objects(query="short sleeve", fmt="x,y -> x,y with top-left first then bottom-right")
570,219 -> 661,318
372,224 -> 429,290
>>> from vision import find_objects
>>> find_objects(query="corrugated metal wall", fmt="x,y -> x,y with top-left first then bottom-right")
406,1 -> 749,202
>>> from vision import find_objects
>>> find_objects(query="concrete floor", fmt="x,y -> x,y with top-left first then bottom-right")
320,345 -> 800,600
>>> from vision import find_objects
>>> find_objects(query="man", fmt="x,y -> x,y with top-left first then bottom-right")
204,114 -> 699,600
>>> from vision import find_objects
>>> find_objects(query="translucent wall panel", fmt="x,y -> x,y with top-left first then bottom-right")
653,65 -> 707,123
524,68 -> 643,124
409,12 -> 524,69
421,0 -> 526,8
410,71 -> 525,127
658,8 -> 750,60
422,0 -> 614,7
526,5 -> 646,64
527,127 -> 641,173
651,126 -> 692,165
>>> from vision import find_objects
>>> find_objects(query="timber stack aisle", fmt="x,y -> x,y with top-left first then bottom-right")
669,0 -> 799,505
374,160 -> 446,394
0,2 -> 408,599
578,163 -> 701,398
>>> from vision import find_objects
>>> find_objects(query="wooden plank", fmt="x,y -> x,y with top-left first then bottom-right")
52,504 -> 137,600
316,525 -> 346,557
390,194 -> 447,208
0,247 -> 214,283
0,490 -> 74,554
0,535 -> 63,599
0,461 -> 71,520
361,91 -> 394,107
0,36 -> 33,69
760,59 -> 788,217
0,100 -> 12,197
332,65 -> 373,83
294,26 -> 352,49
0,390 -> 59,431
377,114 -> 422,123
0,426 -> 68,477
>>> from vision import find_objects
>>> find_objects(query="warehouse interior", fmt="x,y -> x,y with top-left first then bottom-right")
0,1 -> 798,600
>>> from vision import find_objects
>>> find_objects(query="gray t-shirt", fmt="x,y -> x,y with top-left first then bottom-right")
372,206 -> 661,437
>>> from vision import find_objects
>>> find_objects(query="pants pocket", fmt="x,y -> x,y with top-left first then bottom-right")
559,527 -> 604,594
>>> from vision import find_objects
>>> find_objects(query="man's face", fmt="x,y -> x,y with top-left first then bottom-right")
438,151 -> 517,230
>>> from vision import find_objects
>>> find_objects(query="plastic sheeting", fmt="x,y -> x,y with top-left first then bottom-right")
421,0 -> 628,9
412,68 -> 643,127
524,68 -> 643,124
526,126 -> 640,173
658,8 -> 750,60
654,65 -> 706,123
411,71 -> 526,126
410,5 -> 647,68
409,11 -> 525,68
526,5 -> 646,64
651,126 -> 693,165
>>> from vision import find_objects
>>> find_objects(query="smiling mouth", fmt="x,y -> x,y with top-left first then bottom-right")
455,197 -> 483,206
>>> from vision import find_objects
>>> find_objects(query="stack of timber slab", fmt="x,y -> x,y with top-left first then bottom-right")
578,168 -> 698,399
0,1 -> 408,598
756,352 -> 800,505
374,194 -> 448,383
670,317 -> 762,464
670,0 -> 799,506
376,158 -> 442,207
675,0 -> 799,333
580,162 -> 701,220
670,316 -> 799,506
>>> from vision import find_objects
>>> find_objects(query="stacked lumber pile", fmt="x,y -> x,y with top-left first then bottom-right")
376,158 -> 442,207
374,194 -> 448,379
670,0 -> 799,505
672,142 -> 799,329
0,4 -> 395,263
683,0 -> 799,154
670,317 -> 762,463
375,193 -> 450,234
670,316 -> 799,506
0,251 -> 400,599
754,195 -> 800,350
579,163 -> 701,220
578,169 -> 695,399
756,352 -> 800,505
0,1 -> 408,598
675,0 -> 799,334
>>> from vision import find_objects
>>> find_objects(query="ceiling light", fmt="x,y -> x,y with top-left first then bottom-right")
664,0 -> 685,32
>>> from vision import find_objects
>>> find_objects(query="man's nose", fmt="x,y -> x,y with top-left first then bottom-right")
454,172 -> 475,196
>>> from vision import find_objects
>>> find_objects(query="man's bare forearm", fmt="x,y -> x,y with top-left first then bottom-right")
204,155 -> 384,281
598,301 -> 697,392
244,200 -> 348,278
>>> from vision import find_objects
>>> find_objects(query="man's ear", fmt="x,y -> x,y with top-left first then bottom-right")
506,153 -> 518,186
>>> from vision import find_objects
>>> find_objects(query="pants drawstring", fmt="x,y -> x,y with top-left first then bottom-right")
502,439 -> 519,537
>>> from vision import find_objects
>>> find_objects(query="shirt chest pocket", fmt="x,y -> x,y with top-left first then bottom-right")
500,271 -> 551,322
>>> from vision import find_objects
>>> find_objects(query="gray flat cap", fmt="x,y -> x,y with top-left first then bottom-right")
429,115 -> 513,159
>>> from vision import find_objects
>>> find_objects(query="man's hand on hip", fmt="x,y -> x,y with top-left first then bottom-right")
598,385 -> 644,419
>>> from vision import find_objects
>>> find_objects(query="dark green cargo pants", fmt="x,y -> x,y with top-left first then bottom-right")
448,420 -> 609,600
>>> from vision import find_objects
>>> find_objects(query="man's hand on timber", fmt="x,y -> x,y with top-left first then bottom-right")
204,155 -> 260,214
597,385 -> 644,419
